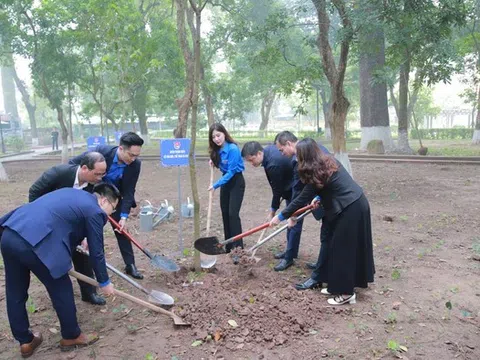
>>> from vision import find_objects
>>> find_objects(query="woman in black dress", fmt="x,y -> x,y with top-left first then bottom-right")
270,138 -> 375,305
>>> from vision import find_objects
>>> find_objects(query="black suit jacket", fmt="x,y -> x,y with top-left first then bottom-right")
29,164 -> 87,202
70,145 -> 140,216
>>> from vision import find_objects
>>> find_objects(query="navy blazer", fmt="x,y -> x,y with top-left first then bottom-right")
70,145 -> 140,216
262,145 -> 294,210
0,188 -> 110,283
28,164 -> 89,202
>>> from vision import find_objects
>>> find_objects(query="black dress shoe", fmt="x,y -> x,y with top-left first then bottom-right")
294,278 -> 321,290
274,251 -> 286,260
125,264 -> 144,279
81,292 -> 106,306
274,259 -> 293,271
306,262 -> 317,270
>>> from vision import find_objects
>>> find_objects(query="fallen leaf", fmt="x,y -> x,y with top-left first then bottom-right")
309,330 -> 318,335
48,328 -> 58,334
214,331 -> 222,342
191,340 -> 203,347
228,320 -> 238,328
399,345 -> 408,352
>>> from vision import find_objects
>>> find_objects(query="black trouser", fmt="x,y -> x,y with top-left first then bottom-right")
110,206 -> 135,266
52,138 -> 58,150
72,251 -> 97,296
220,173 -> 245,253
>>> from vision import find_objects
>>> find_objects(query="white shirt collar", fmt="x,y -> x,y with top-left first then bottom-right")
73,166 -> 88,190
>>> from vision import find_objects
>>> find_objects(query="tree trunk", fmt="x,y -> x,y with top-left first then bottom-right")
397,59 -> 414,153
259,89 -> 275,137
0,161 -> 8,182
133,84 -> 150,145
473,86 -> 480,144
56,107 -> 69,163
67,85 -> 74,156
359,26 -> 394,151
331,90 -> 352,174
185,0 -> 206,270
319,88 -> 331,140
1,66 -> 20,123
200,63 -> 215,127
313,0 -> 353,173
174,0 -> 194,138
11,65 -> 38,145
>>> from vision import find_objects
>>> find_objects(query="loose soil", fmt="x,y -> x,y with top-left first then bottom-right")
0,160 -> 479,360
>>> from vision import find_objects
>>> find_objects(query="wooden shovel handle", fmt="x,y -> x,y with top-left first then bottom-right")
68,270 -> 174,317
225,203 -> 316,244
206,166 -> 214,236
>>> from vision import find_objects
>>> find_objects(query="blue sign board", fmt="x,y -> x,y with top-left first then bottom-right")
115,131 -> 124,144
161,138 -> 191,167
87,136 -> 106,151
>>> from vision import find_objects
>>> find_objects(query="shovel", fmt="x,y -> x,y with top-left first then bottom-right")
194,204 -> 316,255
69,270 -> 189,327
247,209 -> 313,260
200,166 -> 217,269
76,246 -> 174,306
108,215 -> 179,272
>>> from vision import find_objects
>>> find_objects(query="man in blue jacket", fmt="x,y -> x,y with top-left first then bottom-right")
0,183 -> 119,358
70,132 -> 144,279
241,141 -> 300,271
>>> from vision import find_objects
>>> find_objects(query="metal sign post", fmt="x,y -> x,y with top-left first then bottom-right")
160,138 -> 191,255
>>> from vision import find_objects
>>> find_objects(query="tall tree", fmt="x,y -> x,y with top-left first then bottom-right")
358,3 -> 394,151
382,0 -> 467,152
312,0 -> 354,173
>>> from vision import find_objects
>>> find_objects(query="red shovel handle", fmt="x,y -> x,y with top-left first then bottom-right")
226,203 -> 316,243
108,215 -> 145,252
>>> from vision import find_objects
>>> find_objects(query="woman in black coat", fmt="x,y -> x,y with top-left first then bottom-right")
270,138 -> 375,305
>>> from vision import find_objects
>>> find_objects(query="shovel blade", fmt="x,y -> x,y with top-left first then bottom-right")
147,290 -> 174,306
150,255 -> 180,272
194,236 -> 226,255
200,254 -> 217,269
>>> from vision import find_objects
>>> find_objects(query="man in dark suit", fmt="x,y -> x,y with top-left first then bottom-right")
241,141 -> 301,271
28,152 -> 107,305
273,131 -> 331,290
0,184 -> 119,358
70,132 -> 144,279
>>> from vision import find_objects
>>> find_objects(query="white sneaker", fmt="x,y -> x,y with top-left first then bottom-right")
320,288 -> 331,295
327,293 -> 356,305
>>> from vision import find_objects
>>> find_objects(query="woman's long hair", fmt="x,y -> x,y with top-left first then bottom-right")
208,123 -> 236,168
297,138 -> 338,189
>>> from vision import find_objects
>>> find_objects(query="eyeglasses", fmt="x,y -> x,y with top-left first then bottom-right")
105,198 -> 117,211
126,151 -> 140,159
93,171 -> 106,177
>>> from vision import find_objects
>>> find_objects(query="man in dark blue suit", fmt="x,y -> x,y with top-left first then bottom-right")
29,152 -> 108,305
241,141 -> 301,271
70,132 -> 144,279
0,184 -> 119,357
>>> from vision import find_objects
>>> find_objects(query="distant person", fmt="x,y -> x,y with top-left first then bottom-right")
70,132 -> 144,279
208,123 -> 245,263
0,184 -> 119,357
29,152 -> 108,305
51,127 -> 59,150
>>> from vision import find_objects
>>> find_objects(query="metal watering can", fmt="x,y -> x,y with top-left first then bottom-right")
181,197 -> 194,218
139,200 -> 175,232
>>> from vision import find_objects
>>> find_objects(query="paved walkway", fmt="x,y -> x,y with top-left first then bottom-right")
0,144 -> 85,162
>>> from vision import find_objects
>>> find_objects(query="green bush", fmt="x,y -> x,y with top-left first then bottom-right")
6,135 -> 25,152
411,128 -> 474,140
